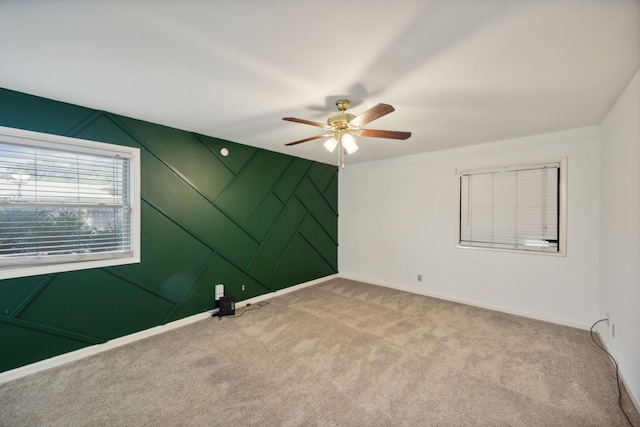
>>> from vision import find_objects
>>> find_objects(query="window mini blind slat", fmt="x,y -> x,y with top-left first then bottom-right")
493,172 -> 517,244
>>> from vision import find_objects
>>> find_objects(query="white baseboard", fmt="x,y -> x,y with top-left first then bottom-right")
594,324 -> 640,415
0,274 -> 339,385
341,275 -> 591,330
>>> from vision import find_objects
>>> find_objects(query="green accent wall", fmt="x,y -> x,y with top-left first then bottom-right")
0,88 -> 338,373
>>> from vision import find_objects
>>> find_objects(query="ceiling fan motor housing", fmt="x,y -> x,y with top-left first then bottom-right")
328,99 -> 357,133
328,112 -> 356,132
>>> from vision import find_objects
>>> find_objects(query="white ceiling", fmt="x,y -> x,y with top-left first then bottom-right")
1,0 -> 638,166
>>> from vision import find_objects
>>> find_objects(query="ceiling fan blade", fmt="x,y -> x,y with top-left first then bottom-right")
350,103 -> 395,127
283,117 -> 329,129
360,129 -> 412,140
285,134 -> 333,146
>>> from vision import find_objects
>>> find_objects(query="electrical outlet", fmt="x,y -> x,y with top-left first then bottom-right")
417,274 -> 422,282
215,284 -> 224,301
612,324 -> 615,337
241,284 -> 246,291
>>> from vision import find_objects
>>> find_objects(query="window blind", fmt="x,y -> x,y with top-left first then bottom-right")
459,163 -> 560,252
0,141 -> 133,266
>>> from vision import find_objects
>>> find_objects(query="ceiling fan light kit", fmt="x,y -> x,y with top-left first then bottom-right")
323,137 -> 338,153
283,99 -> 411,168
340,133 -> 358,154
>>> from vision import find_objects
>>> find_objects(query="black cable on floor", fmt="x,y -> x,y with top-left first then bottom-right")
590,318 -> 634,427
215,301 -> 270,320
233,301 -> 269,318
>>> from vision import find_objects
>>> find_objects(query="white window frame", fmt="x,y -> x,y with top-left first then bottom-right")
456,158 -> 567,256
0,126 -> 141,280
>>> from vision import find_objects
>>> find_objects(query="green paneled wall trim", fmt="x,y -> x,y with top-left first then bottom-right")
0,88 -> 338,372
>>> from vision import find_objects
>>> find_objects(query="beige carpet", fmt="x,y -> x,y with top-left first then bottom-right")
1,278 -> 638,426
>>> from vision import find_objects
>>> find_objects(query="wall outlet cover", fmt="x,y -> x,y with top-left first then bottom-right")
215,284 -> 224,301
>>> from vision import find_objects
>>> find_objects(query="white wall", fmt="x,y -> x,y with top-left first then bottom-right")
339,126 -> 601,328
599,68 -> 640,406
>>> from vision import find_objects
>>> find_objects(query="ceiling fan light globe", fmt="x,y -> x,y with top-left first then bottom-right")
342,133 -> 358,154
324,137 -> 339,152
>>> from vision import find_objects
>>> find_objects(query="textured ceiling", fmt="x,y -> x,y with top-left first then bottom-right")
0,0 -> 638,166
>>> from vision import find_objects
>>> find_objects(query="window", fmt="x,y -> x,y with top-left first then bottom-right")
458,159 -> 566,255
0,126 -> 140,279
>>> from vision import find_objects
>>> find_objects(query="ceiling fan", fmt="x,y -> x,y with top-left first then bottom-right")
283,99 -> 411,168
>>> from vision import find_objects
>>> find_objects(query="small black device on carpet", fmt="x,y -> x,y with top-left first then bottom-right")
218,296 -> 236,317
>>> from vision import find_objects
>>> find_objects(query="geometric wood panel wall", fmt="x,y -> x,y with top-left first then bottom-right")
0,88 -> 338,372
